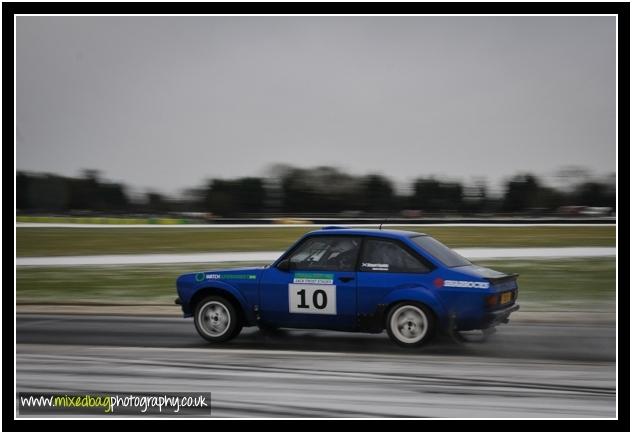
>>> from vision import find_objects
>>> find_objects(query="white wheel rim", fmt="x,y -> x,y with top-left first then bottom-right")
198,301 -> 231,337
390,305 -> 428,344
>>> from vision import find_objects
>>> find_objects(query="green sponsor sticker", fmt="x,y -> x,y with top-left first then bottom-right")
220,274 -> 257,280
294,273 -> 334,280
293,272 -> 334,284
197,273 -> 257,281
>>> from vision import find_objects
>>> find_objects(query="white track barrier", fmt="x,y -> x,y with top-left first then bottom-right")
16,247 -> 616,266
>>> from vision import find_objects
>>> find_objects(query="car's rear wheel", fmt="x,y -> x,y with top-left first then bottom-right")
194,295 -> 242,343
386,302 -> 435,347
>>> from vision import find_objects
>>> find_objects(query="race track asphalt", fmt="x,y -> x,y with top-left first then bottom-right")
15,314 -> 617,418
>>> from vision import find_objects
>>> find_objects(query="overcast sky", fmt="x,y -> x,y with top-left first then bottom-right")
16,16 -> 616,195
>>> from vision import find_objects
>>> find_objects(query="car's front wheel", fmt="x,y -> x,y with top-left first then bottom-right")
194,295 -> 242,343
386,302 -> 435,347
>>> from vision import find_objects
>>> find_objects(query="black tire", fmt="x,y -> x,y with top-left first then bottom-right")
193,295 -> 242,343
385,302 -> 435,347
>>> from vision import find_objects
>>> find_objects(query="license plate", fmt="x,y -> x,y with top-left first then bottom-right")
500,292 -> 512,304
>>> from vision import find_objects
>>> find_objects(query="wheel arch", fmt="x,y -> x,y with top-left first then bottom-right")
384,299 -> 438,327
380,287 -> 448,330
190,286 -> 253,326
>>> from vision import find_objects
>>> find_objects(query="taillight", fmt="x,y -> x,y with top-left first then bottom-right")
485,294 -> 499,307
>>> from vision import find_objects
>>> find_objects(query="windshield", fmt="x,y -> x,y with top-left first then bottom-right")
411,235 -> 471,268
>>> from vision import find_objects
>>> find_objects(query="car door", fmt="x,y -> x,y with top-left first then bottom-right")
356,237 -> 435,321
259,235 -> 360,330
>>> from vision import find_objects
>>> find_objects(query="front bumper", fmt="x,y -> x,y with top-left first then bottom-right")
484,303 -> 520,328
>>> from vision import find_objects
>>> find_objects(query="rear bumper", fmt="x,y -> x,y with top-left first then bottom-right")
483,303 -> 520,328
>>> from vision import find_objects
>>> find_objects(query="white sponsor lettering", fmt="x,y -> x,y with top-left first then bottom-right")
443,280 -> 490,289
293,278 -> 334,284
362,262 -> 389,270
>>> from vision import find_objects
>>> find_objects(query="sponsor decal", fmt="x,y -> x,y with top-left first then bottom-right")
289,284 -> 337,315
219,274 -> 257,280
362,262 -> 389,271
204,273 -> 256,280
195,273 -> 205,282
293,272 -> 334,284
434,278 -> 490,289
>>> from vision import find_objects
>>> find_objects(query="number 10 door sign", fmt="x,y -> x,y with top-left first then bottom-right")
288,284 -> 337,315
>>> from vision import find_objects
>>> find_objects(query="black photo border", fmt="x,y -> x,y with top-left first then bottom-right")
4,2 -> 629,432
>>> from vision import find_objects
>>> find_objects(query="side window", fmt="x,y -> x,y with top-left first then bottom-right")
289,236 -> 360,272
360,239 -> 431,273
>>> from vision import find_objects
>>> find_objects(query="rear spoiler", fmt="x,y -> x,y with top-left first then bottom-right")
485,273 -> 519,285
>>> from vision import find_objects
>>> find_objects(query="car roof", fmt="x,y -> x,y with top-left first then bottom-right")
305,227 -> 427,239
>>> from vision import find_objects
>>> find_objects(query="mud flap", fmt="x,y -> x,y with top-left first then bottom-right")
446,312 -> 465,344
447,311 -> 497,344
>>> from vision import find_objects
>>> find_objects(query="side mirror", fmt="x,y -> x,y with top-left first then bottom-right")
276,259 -> 291,272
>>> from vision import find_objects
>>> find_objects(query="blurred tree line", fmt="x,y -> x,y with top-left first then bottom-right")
17,170 -> 130,212
16,167 -> 616,216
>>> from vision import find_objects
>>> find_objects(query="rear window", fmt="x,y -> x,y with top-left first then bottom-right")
360,238 -> 432,273
411,235 -> 471,267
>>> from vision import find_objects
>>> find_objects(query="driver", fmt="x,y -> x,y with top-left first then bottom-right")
325,239 -> 359,270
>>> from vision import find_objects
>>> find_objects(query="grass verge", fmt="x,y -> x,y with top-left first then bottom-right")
17,226 -> 615,257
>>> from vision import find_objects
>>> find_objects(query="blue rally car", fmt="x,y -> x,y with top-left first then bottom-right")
175,227 -> 519,347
